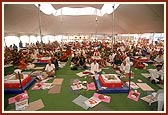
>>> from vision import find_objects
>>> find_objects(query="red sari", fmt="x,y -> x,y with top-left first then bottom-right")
18,58 -> 28,69
133,58 -> 145,69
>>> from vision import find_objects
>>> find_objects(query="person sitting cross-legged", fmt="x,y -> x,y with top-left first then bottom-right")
45,60 -> 55,77
119,60 -> 131,78
133,57 -> 145,69
148,64 -> 164,84
90,59 -> 100,75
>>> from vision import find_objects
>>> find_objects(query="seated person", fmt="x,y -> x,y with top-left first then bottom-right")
148,64 -> 164,84
119,60 -> 130,77
133,57 -> 145,69
18,56 -> 28,70
90,59 -> 100,74
52,57 -> 59,70
60,52 -> 68,62
71,54 -> 79,65
109,52 -> 116,64
79,56 -> 87,69
154,51 -> 164,65
113,55 -> 122,69
45,60 -> 55,77
30,51 -> 37,61
124,53 -> 133,66
93,49 -> 101,57
100,58 -> 107,68
70,54 -> 79,70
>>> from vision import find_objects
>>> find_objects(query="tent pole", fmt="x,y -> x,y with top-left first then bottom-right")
38,4 -> 43,44
95,9 -> 98,41
4,38 -> 6,47
48,35 -> 49,43
128,69 -> 131,93
112,5 -> 115,51
61,9 -> 63,42
19,34 -> 21,41
18,72 -> 24,93
152,33 -> 155,45
29,35 -> 30,44
54,35 -> 56,41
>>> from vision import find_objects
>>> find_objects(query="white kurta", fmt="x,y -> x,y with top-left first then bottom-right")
124,56 -> 133,66
120,63 -> 130,74
45,64 -> 55,72
109,53 -> 116,62
154,55 -> 164,63
90,62 -> 99,74
148,69 -> 164,82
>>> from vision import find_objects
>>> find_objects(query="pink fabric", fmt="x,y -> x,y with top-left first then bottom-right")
93,93 -> 111,103
31,83 -> 43,90
8,91 -> 29,104
127,90 -> 140,102
87,82 -> 96,90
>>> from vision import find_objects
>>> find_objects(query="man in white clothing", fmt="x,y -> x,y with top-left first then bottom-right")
90,60 -> 99,74
45,60 -> 55,77
119,60 -> 130,77
109,52 -> 116,63
124,54 -> 133,66
154,53 -> 164,65
148,64 -> 164,84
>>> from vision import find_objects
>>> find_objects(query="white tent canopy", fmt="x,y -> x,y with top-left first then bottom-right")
4,3 -> 164,36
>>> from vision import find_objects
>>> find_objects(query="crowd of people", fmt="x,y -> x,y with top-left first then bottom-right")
4,40 -> 70,69
4,38 -> 164,84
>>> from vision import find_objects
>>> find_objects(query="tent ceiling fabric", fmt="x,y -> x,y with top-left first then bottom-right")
52,4 -> 104,9
4,4 -> 164,36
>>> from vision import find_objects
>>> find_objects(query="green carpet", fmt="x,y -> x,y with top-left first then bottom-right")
4,59 -> 162,111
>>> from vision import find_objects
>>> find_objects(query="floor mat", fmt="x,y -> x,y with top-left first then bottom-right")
69,87 -> 80,94
70,79 -> 80,85
89,103 -> 113,111
72,95 -> 89,110
141,73 -> 164,89
141,95 -> 157,104
8,91 -> 29,104
136,83 -> 154,91
87,82 -> 96,90
76,72 -> 89,77
52,78 -> 64,85
69,79 -> 81,94
84,96 -> 101,108
93,93 -> 111,103
48,85 -> 62,94
141,73 -> 150,78
127,90 -> 141,102
126,81 -> 139,89
24,99 -> 44,111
